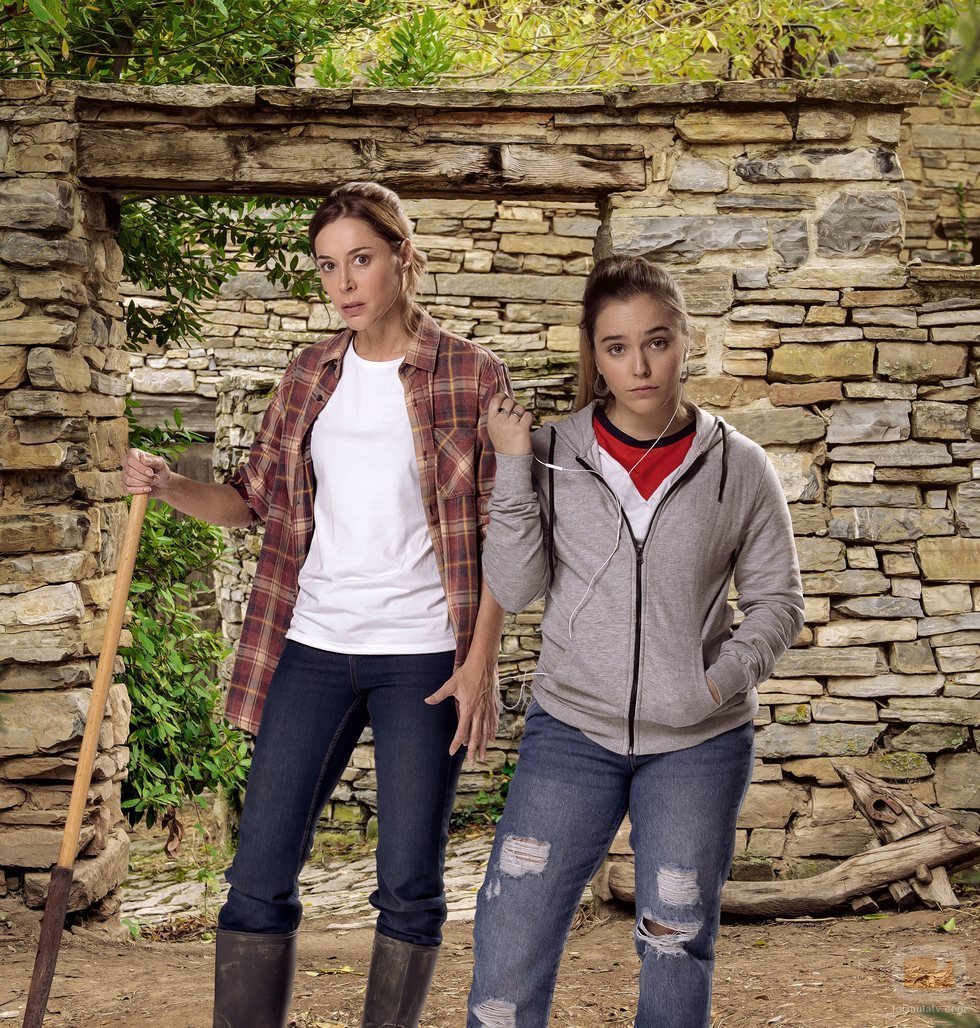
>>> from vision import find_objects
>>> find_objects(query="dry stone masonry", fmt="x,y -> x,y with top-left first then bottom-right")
0,82 -> 131,917
1,78 -> 978,918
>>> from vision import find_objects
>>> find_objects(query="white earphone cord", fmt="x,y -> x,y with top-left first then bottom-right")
564,396 -> 681,637
529,387 -> 684,638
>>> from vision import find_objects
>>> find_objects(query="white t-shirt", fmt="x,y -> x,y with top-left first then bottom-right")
596,444 -> 689,541
286,345 -> 456,654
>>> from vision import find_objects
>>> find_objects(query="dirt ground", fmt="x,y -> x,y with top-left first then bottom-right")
1,900 -> 977,1027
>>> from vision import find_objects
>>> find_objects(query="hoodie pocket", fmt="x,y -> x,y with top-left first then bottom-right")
633,639 -> 723,730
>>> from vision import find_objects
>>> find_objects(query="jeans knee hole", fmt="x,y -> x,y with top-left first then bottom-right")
499,835 -> 551,878
471,998 -> 517,1028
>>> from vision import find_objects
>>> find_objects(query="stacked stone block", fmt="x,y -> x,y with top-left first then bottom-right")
902,90 -> 980,266
726,275 -> 979,878
0,83 -> 132,913
844,42 -> 980,267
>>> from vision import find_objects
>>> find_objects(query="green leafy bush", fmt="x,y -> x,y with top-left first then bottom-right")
451,761 -> 516,829
120,400 -> 250,831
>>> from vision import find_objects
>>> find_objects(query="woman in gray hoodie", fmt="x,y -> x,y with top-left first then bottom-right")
466,256 -> 805,1028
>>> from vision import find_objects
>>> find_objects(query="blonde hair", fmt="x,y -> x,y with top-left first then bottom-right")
308,181 -> 427,332
575,256 -> 691,412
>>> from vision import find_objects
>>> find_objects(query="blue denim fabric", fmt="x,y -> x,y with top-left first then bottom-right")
218,640 -> 461,946
467,701 -> 754,1028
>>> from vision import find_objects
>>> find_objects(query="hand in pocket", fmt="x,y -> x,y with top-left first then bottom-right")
706,675 -> 721,705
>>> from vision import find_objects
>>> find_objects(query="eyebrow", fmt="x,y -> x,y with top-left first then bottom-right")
597,325 -> 673,344
315,245 -> 374,263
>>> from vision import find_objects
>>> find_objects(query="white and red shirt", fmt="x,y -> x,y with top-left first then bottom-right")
593,407 -> 696,538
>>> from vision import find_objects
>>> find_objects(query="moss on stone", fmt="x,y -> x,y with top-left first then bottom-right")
868,750 -> 932,780
780,857 -> 839,880
776,704 -> 811,725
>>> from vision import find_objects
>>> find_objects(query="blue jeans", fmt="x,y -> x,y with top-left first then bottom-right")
467,701 -> 754,1028
218,640 -> 462,946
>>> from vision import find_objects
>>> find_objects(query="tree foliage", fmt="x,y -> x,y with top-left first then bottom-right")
314,1 -> 969,97
0,0 -> 389,82
118,194 -> 320,350
120,402 -> 251,831
950,0 -> 980,86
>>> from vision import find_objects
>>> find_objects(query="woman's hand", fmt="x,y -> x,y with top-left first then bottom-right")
706,675 -> 721,704
123,447 -> 173,499
424,654 -> 500,764
487,391 -> 532,456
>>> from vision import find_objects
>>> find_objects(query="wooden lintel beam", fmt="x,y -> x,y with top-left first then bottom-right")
77,128 -> 646,198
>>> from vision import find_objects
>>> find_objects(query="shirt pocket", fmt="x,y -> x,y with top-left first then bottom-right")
433,427 -> 477,499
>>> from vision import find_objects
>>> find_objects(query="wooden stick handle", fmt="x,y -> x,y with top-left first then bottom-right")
56,493 -> 148,869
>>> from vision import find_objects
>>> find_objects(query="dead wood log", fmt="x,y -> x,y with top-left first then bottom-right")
850,839 -> 916,914
834,763 -> 962,909
606,822 -> 980,917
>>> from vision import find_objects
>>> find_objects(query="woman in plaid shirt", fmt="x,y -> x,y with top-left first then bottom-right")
123,182 -> 511,1028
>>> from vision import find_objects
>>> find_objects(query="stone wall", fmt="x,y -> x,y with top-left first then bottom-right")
206,86 -> 980,863
0,82 -> 132,915
902,88 -> 980,266
2,78 -> 978,917
841,43 -> 980,267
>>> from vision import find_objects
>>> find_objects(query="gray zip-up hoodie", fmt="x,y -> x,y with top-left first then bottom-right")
484,403 -> 805,756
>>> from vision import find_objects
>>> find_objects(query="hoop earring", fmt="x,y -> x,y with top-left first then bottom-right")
594,373 -> 609,399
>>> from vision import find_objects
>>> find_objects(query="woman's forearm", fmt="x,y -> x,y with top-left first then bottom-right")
158,476 -> 253,529
466,577 -> 506,676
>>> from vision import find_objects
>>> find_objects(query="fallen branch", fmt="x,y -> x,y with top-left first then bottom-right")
605,822 -> 980,917
834,763 -> 961,909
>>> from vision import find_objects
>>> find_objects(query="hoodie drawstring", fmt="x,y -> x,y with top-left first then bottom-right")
547,426 -> 557,577
717,422 -> 729,503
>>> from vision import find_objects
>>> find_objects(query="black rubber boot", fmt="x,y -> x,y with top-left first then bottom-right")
360,931 -> 440,1028
212,927 -> 299,1028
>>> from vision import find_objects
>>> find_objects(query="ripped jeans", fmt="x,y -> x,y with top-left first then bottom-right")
467,701 -> 754,1028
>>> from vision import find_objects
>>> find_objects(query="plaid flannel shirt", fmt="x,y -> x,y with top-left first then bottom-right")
225,313 -> 512,734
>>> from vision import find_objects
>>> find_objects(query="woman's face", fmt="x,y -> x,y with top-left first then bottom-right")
593,293 -> 687,426
313,216 -> 408,332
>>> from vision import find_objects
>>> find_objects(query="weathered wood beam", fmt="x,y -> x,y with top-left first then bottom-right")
76,129 -> 646,198
835,763 -> 962,909
606,824 -> 980,917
